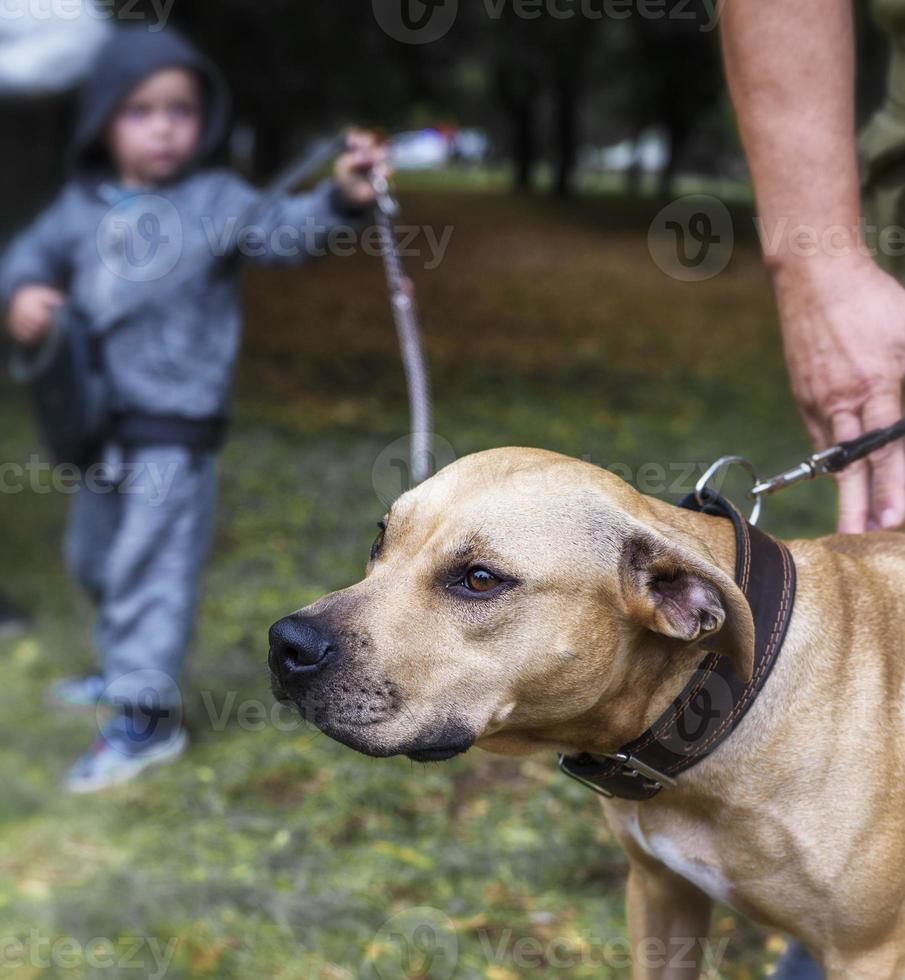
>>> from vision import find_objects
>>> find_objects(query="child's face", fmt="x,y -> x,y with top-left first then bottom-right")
107,68 -> 203,186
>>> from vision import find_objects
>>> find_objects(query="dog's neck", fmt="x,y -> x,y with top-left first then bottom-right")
555,498 -> 744,757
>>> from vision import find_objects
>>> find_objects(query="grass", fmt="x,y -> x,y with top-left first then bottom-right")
0,182 -> 836,979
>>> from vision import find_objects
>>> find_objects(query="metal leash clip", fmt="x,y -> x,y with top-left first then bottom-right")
695,455 -> 763,526
750,446 -> 842,499
696,415 -> 905,526
753,417 -> 905,500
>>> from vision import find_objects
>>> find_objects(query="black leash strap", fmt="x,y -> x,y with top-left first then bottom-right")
823,417 -> 905,472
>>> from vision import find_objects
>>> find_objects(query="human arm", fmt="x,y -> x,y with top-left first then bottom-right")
214,129 -> 388,267
720,0 -> 905,532
0,193 -> 71,345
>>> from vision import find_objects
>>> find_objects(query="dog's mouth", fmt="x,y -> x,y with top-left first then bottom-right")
404,742 -> 472,763
303,716 -> 474,763
269,675 -> 475,763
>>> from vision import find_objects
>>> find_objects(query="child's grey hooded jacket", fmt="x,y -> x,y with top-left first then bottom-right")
0,27 -> 361,420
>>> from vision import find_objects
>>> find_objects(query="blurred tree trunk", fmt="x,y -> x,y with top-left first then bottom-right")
495,62 -> 540,192
855,2 -> 889,127
549,18 -> 591,199
552,64 -> 578,198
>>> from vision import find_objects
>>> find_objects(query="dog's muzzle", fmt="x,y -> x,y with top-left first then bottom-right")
267,612 -> 476,763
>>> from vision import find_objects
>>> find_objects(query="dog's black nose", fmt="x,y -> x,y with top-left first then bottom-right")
269,616 -> 333,676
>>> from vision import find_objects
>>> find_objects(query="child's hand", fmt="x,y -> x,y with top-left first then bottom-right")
6,284 -> 66,346
334,129 -> 390,208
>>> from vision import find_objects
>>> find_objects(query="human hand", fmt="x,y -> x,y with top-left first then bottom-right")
334,128 -> 390,208
774,255 -> 905,533
6,284 -> 65,346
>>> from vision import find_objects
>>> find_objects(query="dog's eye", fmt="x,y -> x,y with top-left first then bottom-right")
465,567 -> 500,593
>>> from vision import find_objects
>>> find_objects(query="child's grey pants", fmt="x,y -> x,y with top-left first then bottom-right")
63,445 -> 218,711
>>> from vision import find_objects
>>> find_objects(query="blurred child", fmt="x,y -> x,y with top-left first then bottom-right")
0,26 -> 385,792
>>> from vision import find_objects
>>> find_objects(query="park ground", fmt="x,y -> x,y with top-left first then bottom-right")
0,181 -> 836,978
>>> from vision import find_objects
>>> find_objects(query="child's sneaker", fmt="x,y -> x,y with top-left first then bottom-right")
45,674 -> 107,710
768,941 -> 824,980
63,713 -> 188,794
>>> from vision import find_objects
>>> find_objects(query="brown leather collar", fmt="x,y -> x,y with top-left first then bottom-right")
558,490 -> 797,801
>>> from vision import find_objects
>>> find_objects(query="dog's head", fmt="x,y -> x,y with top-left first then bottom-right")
268,448 -> 754,762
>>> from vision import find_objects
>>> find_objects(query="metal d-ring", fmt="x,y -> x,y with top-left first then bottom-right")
695,455 -> 763,526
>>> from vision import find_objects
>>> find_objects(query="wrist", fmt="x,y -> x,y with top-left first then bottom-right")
766,247 -> 876,296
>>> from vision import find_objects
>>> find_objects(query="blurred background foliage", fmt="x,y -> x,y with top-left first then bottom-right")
0,0 -> 890,225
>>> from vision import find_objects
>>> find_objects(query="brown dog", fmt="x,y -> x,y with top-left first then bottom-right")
269,447 -> 905,979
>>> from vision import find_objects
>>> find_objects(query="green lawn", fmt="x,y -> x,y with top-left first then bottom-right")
0,184 -> 835,979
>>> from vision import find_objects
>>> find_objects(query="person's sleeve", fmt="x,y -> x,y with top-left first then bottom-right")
0,191 -> 73,310
210,171 -> 369,267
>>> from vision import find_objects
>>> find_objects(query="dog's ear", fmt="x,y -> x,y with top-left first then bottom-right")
620,531 -> 755,682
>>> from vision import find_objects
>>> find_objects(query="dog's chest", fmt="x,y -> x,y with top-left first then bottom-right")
621,810 -> 735,907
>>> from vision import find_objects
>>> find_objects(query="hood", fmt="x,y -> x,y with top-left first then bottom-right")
71,25 -> 230,173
